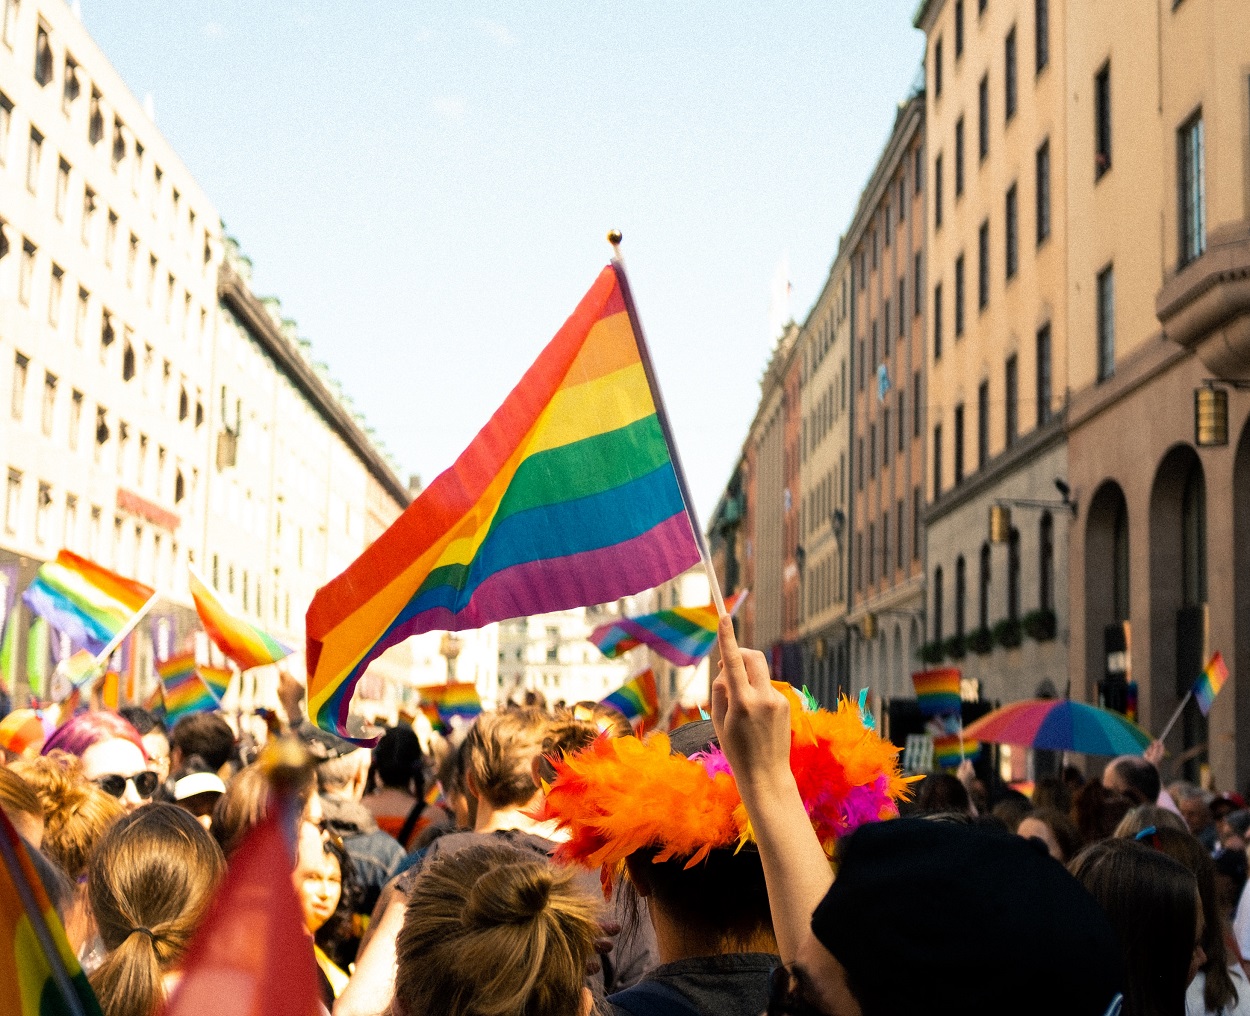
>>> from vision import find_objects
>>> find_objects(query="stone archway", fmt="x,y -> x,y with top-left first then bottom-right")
1084,479 -> 1130,709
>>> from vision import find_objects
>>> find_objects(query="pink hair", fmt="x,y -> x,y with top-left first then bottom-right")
42,711 -> 147,761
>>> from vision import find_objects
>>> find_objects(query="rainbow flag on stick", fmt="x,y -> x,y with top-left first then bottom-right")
159,653 -> 220,725
305,263 -> 703,738
591,591 -> 746,666
601,669 -> 660,725
198,665 -> 233,704
22,550 -> 154,657
932,733 -> 981,769
0,806 -> 103,1016
189,570 -> 292,672
1194,652 -> 1229,717
419,682 -> 482,727
912,668 -> 962,717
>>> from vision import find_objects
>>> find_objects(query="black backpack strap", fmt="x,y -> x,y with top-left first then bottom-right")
395,798 -> 425,849
608,980 -> 702,1016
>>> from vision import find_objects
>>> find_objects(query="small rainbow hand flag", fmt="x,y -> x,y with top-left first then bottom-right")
913,668 -> 962,717
189,570 -> 292,672
591,591 -> 745,666
22,550 -> 154,656
933,733 -> 981,768
601,669 -> 659,724
159,653 -> 220,725
419,683 -> 482,727
198,665 -> 233,704
1193,652 -> 1229,717
305,264 -> 702,739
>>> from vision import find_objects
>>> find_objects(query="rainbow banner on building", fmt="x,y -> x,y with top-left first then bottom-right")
159,653 -> 220,725
305,264 -> 702,738
0,806 -> 104,1016
591,590 -> 745,667
1194,651 -> 1229,717
189,570 -> 292,672
419,682 -> 482,728
601,669 -> 660,724
22,550 -> 154,656
932,733 -> 981,768
912,668 -> 962,717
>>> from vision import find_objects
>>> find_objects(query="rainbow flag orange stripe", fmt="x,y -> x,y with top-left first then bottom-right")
601,669 -> 660,723
591,591 -> 745,667
305,265 -> 701,738
1194,651 -> 1229,717
189,571 -> 291,672
912,668 -> 962,717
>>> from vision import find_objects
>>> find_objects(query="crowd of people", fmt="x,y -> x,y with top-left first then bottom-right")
3,622 -> 1250,1015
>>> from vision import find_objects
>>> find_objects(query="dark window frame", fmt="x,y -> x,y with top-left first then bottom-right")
1095,62 -> 1112,179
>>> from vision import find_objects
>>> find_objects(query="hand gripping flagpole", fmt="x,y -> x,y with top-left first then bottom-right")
608,231 -> 727,622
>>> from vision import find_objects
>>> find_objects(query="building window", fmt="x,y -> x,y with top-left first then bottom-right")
1035,0 -> 1049,72
5,470 -> 20,535
934,153 -> 943,228
47,264 -> 62,325
64,494 -> 77,548
954,117 -> 965,197
914,252 -> 923,315
898,390 -> 906,452
933,423 -> 943,499
1039,511 -> 1054,611
55,157 -> 69,220
1005,183 -> 1018,279
18,238 -> 35,305
40,371 -> 55,436
933,566 -> 944,642
89,88 -> 103,144
954,0 -> 964,57
105,211 -> 117,267
94,407 -> 108,462
934,36 -> 943,98
934,283 -> 943,359
954,254 -> 965,336
1005,353 -> 1019,446
35,482 -> 51,543
1005,26 -> 1017,120
979,543 -> 991,630
897,499 -> 905,570
74,288 -> 89,346
1036,323 -> 1052,426
977,380 -> 989,469
0,91 -> 10,164
11,353 -> 27,420
978,74 -> 989,161
81,186 -> 96,245
882,510 -> 890,578
26,127 -> 42,193
1036,139 -> 1051,244
913,371 -> 922,438
34,22 -> 52,86
1007,527 -> 1021,620
857,437 -> 864,490
953,403 -> 965,485
883,408 -> 891,468
122,339 -> 135,382
912,486 -> 922,559
127,233 -> 138,287
897,278 -> 906,336
1095,62 -> 1112,178
1097,265 -> 1115,382
869,523 -> 876,585
915,146 -> 923,193
869,424 -> 877,478
978,220 -> 990,310
955,556 -> 967,636
1178,110 -> 1205,268
111,116 -> 125,170
69,389 -> 82,450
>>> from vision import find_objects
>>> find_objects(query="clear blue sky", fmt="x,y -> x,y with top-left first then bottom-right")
83,2 -> 925,521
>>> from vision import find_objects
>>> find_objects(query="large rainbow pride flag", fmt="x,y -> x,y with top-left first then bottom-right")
305,264 -> 702,738
189,570 -> 291,672
590,590 -> 745,666
22,550 -> 154,656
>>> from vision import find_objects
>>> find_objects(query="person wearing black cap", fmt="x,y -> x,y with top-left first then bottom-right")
707,616 -> 1125,1016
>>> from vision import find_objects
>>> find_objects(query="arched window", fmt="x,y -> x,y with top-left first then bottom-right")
1113,496 -> 1129,621
955,556 -> 966,636
933,566 -> 944,642
1181,461 -> 1207,608
979,542 -> 991,630
1007,528 -> 1021,620
1039,512 -> 1054,612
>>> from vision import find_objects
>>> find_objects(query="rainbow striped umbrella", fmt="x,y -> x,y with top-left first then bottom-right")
963,699 -> 1151,756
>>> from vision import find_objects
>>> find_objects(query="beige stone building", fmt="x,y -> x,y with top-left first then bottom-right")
797,252 -> 853,703
915,0 -> 1072,732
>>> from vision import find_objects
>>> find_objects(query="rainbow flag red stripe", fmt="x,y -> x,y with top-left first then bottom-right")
305,265 -> 701,737
913,668 -> 962,717
601,669 -> 660,723
189,571 -> 291,672
1194,652 -> 1228,717
591,591 -> 745,667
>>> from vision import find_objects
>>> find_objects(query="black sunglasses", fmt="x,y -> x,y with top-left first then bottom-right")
767,965 -> 827,1016
94,770 -> 160,799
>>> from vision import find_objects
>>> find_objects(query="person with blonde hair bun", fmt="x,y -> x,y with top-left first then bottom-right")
88,802 -> 226,1016
393,841 -> 602,1016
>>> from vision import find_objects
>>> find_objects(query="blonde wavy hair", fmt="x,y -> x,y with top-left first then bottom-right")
463,708 -> 550,810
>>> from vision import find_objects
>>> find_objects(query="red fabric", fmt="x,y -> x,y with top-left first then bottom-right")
161,813 -> 320,1016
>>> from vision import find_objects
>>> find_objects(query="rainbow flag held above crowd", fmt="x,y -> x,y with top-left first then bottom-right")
198,665 -> 234,704
932,733 -> 981,768
1194,652 -> 1229,717
189,570 -> 292,673
159,654 -> 220,725
0,806 -> 104,1016
590,591 -> 746,667
305,264 -> 702,738
602,669 -> 660,725
419,683 -> 482,728
22,550 -> 154,656
913,668 -> 962,717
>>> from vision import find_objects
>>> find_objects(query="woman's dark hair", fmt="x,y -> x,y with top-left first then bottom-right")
371,726 -> 425,798
915,773 -> 971,815
1131,825 -> 1236,1013
315,833 -> 362,971
989,790 -> 1033,832
1072,782 -> 1133,845
1070,838 -> 1198,1016
1033,776 -> 1073,814
1025,808 -> 1083,864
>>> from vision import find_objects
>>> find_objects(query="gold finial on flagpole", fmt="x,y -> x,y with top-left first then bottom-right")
607,229 -> 623,251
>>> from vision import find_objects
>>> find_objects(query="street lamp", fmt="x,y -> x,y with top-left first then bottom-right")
1195,384 -> 1229,447
989,479 -> 1078,543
